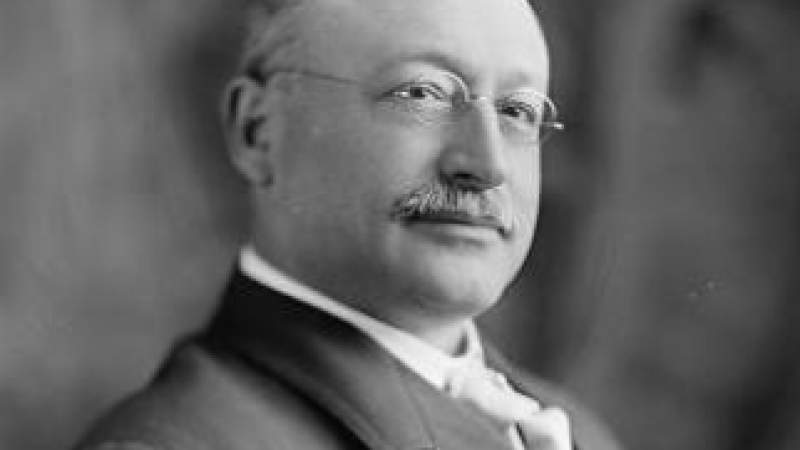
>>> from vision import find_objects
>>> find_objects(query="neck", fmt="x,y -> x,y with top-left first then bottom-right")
380,312 -> 473,357
428,327 -> 471,357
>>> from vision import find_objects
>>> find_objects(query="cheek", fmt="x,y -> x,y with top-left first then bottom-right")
510,151 -> 541,202
277,112 -> 401,220
507,151 -> 541,244
291,100 -> 437,191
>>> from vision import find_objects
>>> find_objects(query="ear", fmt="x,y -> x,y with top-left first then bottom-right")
222,76 -> 276,186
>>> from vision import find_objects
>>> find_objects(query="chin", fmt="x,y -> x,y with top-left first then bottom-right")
383,225 -> 527,319
400,259 -> 512,319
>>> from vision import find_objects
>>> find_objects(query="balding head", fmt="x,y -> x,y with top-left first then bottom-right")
238,0 -> 548,87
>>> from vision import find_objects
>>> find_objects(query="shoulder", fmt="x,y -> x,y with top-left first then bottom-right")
75,342 -> 297,450
76,340 -> 357,450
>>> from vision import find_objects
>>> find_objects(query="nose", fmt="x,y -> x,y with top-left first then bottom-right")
438,102 -> 508,191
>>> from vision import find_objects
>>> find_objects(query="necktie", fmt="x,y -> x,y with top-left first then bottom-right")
445,364 -> 572,450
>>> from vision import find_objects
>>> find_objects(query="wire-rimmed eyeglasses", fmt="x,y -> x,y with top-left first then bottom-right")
253,67 -> 564,146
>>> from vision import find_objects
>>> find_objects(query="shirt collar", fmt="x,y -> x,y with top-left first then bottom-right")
239,245 -> 486,390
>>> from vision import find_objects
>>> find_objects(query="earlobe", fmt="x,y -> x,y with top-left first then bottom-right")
223,76 -> 275,186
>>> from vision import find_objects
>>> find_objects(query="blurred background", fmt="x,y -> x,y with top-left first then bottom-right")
1,1 -> 798,449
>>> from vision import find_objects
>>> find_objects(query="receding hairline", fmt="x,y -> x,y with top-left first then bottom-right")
238,0 -> 546,81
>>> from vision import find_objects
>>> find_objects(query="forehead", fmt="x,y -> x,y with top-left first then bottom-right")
285,0 -> 550,90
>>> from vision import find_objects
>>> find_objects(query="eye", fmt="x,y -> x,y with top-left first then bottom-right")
497,99 -> 543,127
389,81 -> 449,104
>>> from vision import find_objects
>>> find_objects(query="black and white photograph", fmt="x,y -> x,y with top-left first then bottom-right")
1,1 -> 798,449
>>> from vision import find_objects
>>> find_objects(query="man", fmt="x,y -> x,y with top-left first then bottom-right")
77,0 -> 622,449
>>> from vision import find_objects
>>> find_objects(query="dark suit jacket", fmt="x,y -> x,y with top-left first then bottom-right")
76,270 -> 622,450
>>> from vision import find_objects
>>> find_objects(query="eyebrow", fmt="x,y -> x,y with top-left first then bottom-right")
372,48 -> 548,91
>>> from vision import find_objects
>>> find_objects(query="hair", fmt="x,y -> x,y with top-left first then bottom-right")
238,0 -> 312,82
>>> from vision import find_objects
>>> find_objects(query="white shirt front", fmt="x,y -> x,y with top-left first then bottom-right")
239,245 -> 487,390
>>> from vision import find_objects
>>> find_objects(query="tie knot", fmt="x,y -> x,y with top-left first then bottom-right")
445,365 -> 540,427
445,365 -> 574,450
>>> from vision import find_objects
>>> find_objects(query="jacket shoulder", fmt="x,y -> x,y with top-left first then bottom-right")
75,342 -> 357,450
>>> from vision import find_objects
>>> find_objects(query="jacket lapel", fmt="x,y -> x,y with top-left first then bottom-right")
205,269 -> 515,450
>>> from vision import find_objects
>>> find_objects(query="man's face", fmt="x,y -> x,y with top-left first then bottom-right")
241,0 -> 550,331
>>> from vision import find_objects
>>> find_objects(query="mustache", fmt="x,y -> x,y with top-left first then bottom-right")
390,181 -> 514,234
